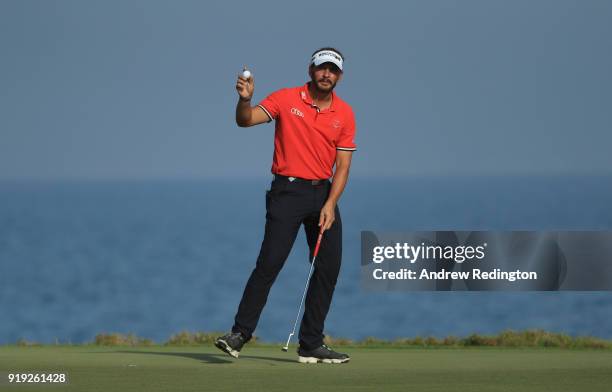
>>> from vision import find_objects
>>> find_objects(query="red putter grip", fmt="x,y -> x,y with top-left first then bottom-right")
313,232 -> 324,258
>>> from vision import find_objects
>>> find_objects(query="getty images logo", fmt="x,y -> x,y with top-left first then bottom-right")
372,242 -> 488,264
290,108 -> 304,118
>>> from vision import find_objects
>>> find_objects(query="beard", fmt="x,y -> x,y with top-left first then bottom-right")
313,77 -> 337,93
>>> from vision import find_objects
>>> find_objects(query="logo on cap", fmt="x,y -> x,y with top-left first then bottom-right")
310,50 -> 343,71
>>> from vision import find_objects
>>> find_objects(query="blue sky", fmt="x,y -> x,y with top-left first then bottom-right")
1,0 -> 611,179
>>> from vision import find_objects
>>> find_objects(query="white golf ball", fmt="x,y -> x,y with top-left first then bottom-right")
242,70 -> 251,79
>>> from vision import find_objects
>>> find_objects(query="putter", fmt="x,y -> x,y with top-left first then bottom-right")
282,230 -> 324,352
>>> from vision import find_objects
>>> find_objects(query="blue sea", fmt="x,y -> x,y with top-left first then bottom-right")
1,176 -> 612,344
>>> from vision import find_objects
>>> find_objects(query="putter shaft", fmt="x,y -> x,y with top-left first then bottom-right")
282,232 -> 324,351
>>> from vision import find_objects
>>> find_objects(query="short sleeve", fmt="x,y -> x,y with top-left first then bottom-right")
257,89 -> 285,122
336,108 -> 357,151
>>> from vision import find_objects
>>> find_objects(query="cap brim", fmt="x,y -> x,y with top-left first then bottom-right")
313,59 -> 342,71
312,57 -> 343,71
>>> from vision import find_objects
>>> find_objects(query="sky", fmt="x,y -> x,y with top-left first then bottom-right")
1,0 -> 611,180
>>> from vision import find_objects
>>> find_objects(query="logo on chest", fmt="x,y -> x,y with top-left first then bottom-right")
331,119 -> 341,129
290,107 -> 304,118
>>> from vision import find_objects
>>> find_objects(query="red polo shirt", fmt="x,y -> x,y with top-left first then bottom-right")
257,83 -> 357,180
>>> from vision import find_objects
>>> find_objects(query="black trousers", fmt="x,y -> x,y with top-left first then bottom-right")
232,176 -> 342,350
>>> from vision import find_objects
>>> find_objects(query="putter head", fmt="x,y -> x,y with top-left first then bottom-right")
282,332 -> 294,353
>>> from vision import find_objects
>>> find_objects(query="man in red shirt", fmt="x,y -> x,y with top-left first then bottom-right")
215,48 -> 356,364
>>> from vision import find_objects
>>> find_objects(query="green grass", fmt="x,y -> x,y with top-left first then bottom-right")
2,345 -> 612,391
20,329 -> 608,349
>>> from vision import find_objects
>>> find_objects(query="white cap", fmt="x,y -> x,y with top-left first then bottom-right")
310,50 -> 343,71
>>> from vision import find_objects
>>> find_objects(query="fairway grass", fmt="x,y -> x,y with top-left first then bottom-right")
2,345 -> 612,391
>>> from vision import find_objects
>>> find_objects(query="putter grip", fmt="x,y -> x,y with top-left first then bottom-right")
313,232 -> 323,257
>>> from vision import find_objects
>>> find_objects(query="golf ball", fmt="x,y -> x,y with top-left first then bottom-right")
242,70 -> 251,79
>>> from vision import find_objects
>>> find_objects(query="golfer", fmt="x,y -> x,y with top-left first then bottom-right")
215,47 -> 356,364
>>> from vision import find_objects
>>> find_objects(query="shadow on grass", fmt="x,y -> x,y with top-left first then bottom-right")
86,350 -> 296,365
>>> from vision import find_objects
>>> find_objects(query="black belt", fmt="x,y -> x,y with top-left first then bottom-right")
274,174 -> 327,185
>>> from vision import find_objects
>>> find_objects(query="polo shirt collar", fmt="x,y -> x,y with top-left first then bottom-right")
300,82 -> 336,112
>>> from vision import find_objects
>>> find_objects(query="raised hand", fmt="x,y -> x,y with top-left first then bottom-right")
236,66 -> 254,101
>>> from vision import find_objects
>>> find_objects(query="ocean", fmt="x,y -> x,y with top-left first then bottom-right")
1,175 -> 611,344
